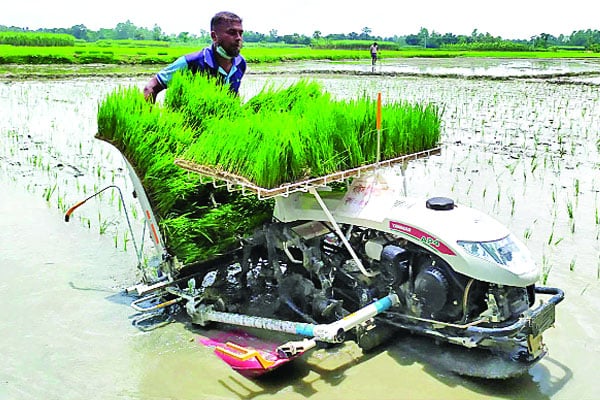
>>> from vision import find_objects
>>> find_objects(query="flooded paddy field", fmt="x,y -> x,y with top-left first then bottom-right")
253,57 -> 600,80
1,59 -> 599,399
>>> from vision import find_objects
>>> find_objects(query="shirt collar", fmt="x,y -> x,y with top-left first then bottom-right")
218,64 -> 238,83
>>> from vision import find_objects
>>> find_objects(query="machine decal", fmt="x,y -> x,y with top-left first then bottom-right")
389,221 -> 456,256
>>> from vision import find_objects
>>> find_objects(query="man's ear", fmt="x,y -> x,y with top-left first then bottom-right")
210,31 -> 217,42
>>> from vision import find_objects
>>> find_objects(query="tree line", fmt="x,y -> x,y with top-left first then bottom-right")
405,28 -> 600,50
1,21 -> 600,51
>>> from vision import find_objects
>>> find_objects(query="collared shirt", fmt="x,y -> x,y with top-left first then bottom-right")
156,45 -> 246,94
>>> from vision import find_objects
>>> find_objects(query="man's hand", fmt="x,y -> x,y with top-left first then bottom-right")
143,75 -> 163,103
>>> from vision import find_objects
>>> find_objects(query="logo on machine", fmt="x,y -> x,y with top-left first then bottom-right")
389,221 -> 456,256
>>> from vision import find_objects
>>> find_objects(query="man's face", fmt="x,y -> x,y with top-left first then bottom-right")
212,20 -> 244,57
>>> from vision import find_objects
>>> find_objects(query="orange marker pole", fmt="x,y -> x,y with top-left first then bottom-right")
376,92 -> 382,163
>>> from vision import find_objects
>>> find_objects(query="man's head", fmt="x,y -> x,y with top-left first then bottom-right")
211,11 -> 244,59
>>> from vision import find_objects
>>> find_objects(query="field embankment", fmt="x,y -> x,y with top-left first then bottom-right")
2,39 -> 600,80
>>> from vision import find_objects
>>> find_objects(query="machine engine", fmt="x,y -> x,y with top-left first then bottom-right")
195,220 -> 536,353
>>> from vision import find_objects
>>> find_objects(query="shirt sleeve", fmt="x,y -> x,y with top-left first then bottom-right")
156,56 -> 188,88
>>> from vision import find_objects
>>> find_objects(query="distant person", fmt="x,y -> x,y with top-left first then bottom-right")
143,11 -> 245,102
370,42 -> 379,65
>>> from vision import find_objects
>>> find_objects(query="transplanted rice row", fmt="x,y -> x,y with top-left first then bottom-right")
97,71 -> 441,264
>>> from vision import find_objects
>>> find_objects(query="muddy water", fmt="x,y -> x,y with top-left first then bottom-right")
251,57 -> 600,80
1,60 -> 599,399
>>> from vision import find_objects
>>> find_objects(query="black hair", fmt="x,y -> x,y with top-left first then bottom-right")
211,11 -> 242,31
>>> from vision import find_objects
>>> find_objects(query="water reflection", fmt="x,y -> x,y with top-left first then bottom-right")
251,57 -> 600,79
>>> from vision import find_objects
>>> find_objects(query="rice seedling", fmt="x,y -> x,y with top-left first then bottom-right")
131,203 -> 138,220
541,253 -> 552,285
96,72 -> 441,265
43,183 -> 56,202
98,212 -> 109,235
465,181 -> 473,196
56,190 -> 66,213
530,157 -> 539,175
80,216 -> 91,229
567,199 -> 574,219
183,78 -> 441,187
510,196 -> 516,216
123,230 -> 129,252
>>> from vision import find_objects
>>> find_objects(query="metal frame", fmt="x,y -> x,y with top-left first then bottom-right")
175,147 -> 441,200
175,147 -> 441,279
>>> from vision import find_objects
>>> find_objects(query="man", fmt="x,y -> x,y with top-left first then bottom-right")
143,11 -> 245,102
370,42 -> 378,66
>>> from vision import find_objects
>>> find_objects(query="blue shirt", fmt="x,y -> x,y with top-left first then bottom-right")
156,45 -> 246,94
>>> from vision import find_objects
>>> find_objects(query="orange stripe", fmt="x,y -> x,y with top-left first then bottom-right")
144,209 -> 159,244
150,224 -> 160,245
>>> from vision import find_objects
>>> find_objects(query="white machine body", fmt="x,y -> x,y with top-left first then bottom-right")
274,170 -> 538,287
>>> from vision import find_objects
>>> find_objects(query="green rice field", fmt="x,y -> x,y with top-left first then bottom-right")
2,42 -> 599,68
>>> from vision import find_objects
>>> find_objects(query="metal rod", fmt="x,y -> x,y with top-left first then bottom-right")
130,291 -> 183,312
121,157 -> 167,261
201,309 -> 314,337
376,92 -> 382,164
64,184 -> 141,267
309,187 -> 376,277
200,293 -> 399,344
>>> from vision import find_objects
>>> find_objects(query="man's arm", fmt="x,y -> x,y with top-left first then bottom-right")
143,55 -> 189,102
143,75 -> 164,103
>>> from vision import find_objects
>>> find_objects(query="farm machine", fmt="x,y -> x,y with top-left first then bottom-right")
66,144 -> 564,379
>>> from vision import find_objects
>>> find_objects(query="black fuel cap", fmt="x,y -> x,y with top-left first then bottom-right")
426,197 -> 455,210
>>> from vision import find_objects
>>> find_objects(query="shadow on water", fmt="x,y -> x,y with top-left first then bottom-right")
68,281 -> 140,309
383,333 -> 573,400
528,357 -> 573,398
194,322 -> 573,399
211,342 -> 382,399
215,362 -> 315,399
163,316 -> 383,399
